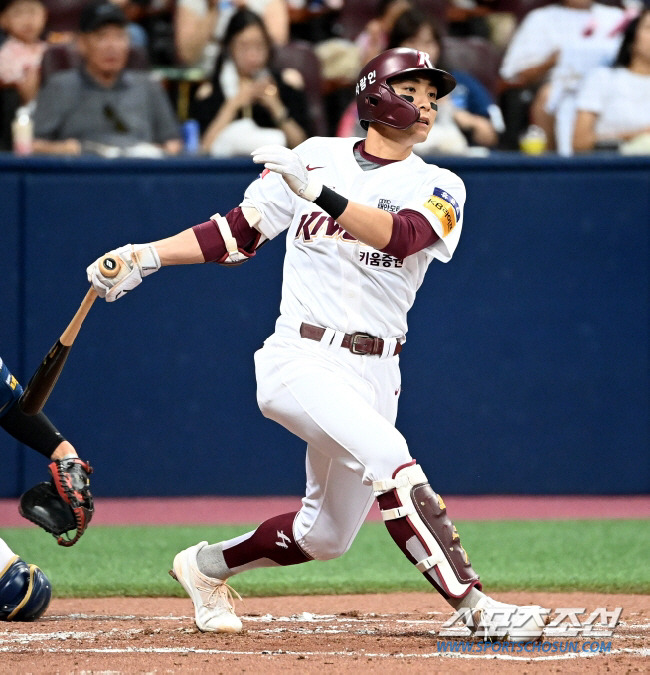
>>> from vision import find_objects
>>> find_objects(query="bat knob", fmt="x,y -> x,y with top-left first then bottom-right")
99,255 -> 121,278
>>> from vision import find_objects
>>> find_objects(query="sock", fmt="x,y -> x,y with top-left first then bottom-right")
198,512 -> 311,579
446,586 -> 487,611
0,538 -> 16,570
197,542 -> 230,580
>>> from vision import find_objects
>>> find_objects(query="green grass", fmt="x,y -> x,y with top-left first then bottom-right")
2,520 -> 648,597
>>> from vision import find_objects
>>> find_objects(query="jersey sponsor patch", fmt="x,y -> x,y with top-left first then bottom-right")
423,188 -> 460,236
377,198 -> 399,213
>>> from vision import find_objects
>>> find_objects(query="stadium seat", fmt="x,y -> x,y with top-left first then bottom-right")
441,35 -> 503,97
273,40 -> 329,136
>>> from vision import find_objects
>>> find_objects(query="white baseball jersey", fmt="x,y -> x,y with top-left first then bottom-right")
242,136 -> 466,339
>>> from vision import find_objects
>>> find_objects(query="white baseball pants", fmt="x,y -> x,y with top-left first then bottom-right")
254,325 -> 412,561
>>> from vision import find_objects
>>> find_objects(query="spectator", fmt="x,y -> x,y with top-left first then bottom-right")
43,0 -> 150,48
32,1 -> 181,156
174,0 -> 289,72
354,0 -> 414,66
190,8 -> 310,156
573,7 -> 650,153
0,0 -> 47,105
388,8 -> 503,147
499,0 -> 626,153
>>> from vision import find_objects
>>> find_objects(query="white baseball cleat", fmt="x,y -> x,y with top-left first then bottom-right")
170,541 -> 242,633
469,596 -> 549,642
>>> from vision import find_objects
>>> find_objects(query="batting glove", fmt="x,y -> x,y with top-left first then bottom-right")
251,145 -> 323,202
87,243 -> 161,302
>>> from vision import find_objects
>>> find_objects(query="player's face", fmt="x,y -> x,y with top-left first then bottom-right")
390,76 -> 439,143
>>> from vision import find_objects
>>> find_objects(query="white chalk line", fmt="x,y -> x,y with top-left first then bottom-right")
0,645 -> 648,662
2,612 -> 647,663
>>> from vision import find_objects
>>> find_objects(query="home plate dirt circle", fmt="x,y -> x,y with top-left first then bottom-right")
0,592 -> 648,673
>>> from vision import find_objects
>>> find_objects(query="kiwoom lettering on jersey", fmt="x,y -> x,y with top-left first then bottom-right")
295,211 -> 358,244
359,251 -> 403,268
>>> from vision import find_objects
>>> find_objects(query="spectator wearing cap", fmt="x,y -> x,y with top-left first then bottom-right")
32,1 -> 181,155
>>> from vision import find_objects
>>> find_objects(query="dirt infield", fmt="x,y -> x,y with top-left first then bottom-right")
1,591 -> 647,673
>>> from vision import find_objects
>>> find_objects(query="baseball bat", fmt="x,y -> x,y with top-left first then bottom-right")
19,255 -> 122,415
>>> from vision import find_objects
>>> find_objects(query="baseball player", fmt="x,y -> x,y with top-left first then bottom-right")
0,355 -> 94,620
87,48 -> 548,641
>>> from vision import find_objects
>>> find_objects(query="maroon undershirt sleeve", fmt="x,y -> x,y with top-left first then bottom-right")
192,207 -> 261,263
381,208 -> 440,259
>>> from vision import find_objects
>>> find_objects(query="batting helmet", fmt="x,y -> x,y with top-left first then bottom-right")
0,556 -> 52,621
356,48 -> 456,130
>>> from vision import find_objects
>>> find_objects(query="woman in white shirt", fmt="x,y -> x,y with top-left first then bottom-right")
499,0 -> 625,152
573,8 -> 650,152
174,0 -> 289,72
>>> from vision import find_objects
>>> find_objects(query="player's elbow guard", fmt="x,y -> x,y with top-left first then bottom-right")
194,207 -> 266,266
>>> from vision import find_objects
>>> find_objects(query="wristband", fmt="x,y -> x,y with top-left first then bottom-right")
314,186 -> 349,220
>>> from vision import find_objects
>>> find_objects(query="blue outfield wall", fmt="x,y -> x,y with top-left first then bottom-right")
0,154 -> 648,497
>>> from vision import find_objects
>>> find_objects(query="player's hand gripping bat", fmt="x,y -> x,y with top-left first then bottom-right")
19,256 -> 122,415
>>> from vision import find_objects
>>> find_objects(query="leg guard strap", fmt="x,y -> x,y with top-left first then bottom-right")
374,462 -> 481,599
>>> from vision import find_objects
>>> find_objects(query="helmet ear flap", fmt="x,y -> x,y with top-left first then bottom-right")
362,82 -> 419,130
360,87 -> 389,130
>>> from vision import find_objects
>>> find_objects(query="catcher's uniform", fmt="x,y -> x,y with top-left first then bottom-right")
0,357 -> 22,416
244,137 -> 465,559
1,356 -> 94,547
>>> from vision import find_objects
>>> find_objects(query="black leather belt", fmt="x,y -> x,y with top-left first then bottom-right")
299,323 -> 402,356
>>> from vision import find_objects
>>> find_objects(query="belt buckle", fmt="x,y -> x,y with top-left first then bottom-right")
349,332 -> 373,355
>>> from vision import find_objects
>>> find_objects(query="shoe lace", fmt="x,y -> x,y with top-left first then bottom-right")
199,580 -> 242,611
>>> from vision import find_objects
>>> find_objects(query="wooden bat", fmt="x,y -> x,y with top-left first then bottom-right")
19,255 -> 122,415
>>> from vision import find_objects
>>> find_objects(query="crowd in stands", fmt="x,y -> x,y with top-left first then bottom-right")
0,0 -> 648,157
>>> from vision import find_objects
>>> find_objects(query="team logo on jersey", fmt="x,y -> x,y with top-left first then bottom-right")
8,374 -> 18,391
423,188 -> 460,236
377,198 -> 399,213
295,211 -> 358,244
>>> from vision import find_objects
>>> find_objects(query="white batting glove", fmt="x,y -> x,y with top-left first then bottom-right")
87,243 -> 161,302
251,145 -> 323,201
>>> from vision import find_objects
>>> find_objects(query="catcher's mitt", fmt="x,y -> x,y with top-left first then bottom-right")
19,458 -> 94,547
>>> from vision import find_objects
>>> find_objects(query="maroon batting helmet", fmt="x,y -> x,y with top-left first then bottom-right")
356,48 -> 456,130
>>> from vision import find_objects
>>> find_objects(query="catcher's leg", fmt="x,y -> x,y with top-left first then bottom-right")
374,462 -> 549,641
